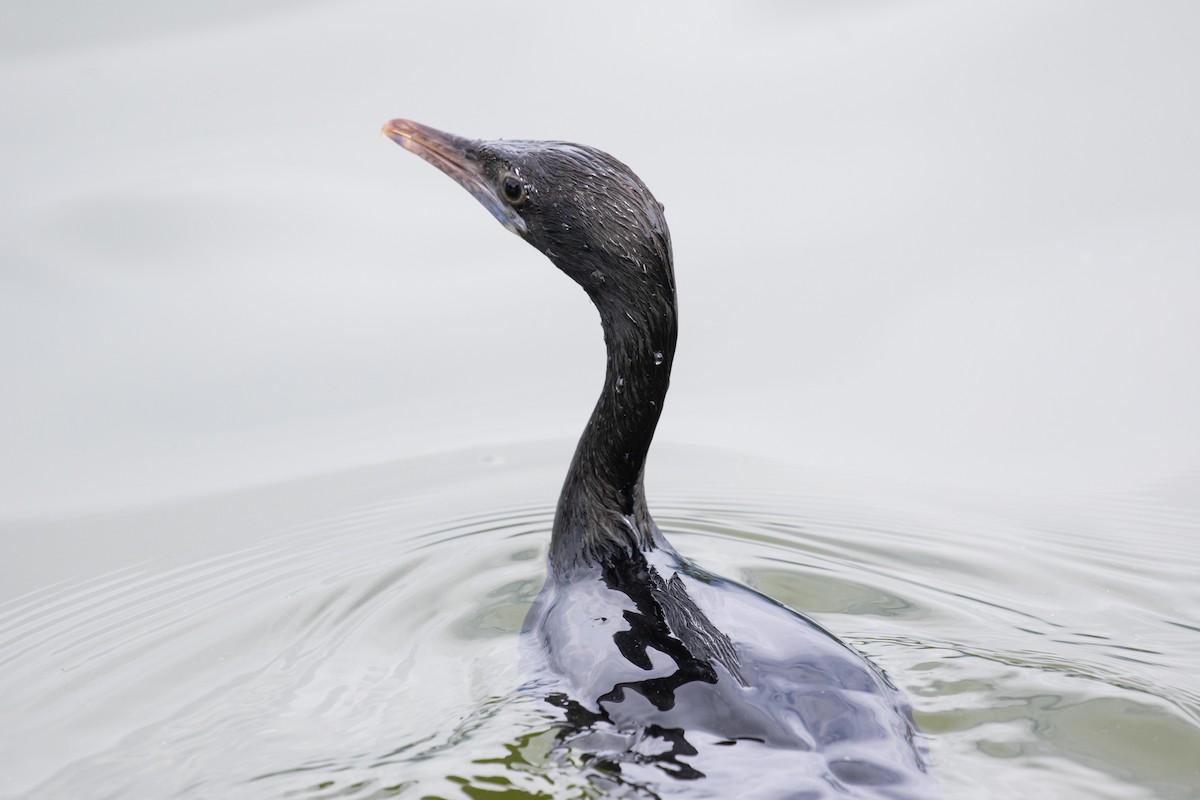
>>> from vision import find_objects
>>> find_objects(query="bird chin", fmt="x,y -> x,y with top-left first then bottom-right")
484,204 -> 529,237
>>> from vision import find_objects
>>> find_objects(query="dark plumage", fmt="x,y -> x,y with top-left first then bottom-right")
385,119 -> 938,798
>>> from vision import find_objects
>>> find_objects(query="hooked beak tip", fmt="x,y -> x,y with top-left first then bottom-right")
382,118 -> 414,146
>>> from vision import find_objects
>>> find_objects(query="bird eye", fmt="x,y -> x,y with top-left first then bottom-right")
502,175 -> 526,206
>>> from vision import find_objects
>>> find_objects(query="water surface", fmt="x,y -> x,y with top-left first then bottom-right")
3,444 -> 1198,798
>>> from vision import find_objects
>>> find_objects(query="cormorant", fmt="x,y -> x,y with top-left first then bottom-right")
384,119 -> 937,799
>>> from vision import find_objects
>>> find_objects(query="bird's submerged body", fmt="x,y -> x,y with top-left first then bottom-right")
521,542 -> 933,798
384,119 -> 937,798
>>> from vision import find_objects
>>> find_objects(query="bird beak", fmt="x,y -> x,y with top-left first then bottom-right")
382,118 -> 528,236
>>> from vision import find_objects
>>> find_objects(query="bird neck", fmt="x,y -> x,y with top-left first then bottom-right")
550,292 -> 678,575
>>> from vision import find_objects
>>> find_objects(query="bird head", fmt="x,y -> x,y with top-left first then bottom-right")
384,119 -> 675,312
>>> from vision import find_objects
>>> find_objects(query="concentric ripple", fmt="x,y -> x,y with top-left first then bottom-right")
1,443 -> 1198,799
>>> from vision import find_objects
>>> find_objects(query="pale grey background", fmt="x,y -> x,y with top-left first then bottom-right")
2,0 -> 1198,517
